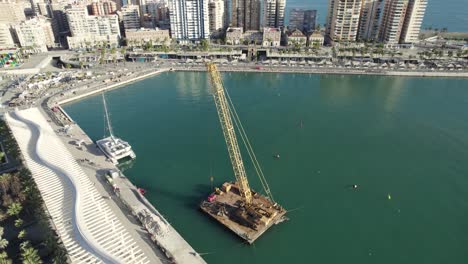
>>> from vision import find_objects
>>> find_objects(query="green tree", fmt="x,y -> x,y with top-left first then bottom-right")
14,219 -> 23,228
0,252 -> 12,264
144,41 -> 153,51
52,248 -> 67,264
65,64 -> 71,69
7,203 -> 22,218
448,50 -> 453,57
0,174 -> 11,195
18,230 -> 26,240
200,39 -> 209,51
21,246 -> 42,264
0,227 -> 8,250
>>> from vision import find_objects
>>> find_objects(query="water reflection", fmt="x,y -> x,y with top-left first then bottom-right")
380,77 -> 406,113
318,75 -> 406,113
175,72 -> 210,101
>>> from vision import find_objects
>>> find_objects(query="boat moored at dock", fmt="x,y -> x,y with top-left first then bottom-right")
97,92 -> 136,164
97,136 -> 136,164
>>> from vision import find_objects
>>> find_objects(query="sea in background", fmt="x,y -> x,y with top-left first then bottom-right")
286,0 -> 468,32
64,72 -> 468,264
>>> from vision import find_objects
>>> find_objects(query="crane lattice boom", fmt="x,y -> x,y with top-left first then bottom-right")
206,63 -> 253,205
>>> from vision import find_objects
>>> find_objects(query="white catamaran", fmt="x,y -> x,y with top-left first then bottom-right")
96,93 -> 136,164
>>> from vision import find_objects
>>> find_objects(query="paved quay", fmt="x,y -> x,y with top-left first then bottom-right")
6,108 -> 159,264
57,68 -> 171,105
6,106 -> 207,264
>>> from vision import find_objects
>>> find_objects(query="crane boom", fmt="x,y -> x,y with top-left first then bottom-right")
206,63 -> 253,205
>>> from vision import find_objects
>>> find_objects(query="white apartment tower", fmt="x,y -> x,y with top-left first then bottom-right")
66,6 -> 121,49
358,0 -> 384,41
325,0 -> 362,43
13,17 -> 54,52
0,24 -> 14,49
169,0 -> 209,41
400,0 -> 427,43
208,0 -> 226,33
0,1 -> 27,24
263,0 -> 285,28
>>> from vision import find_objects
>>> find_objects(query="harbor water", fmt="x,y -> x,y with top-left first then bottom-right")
64,72 -> 468,264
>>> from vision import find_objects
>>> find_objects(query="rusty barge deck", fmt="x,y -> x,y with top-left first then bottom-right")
200,182 -> 287,244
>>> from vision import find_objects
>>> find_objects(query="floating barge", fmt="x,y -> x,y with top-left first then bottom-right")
200,182 -> 287,244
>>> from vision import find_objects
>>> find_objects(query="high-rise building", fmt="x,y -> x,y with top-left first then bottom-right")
66,6 -> 120,49
0,1 -> 27,24
168,0 -> 209,41
118,5 -> 141,30
231,0 -> 261,31
37,2 -> 53,17
289,9 -> 304,30
263,0 -> 285,28
13,17 -> 54,52
289,9 -> 316,33
50,2 -> 70,46
378,0 -> 408,43
29,0 -> 40,16
208,0 -> 226,33
358,0 -> 384,41
148,1 -> 170,28
325,0 -> 362,43
400,0 -> 426,43
0,23 -> 14,49
90,0 -> 117,16
0,0 -> 28,49
303,10 -> 317,33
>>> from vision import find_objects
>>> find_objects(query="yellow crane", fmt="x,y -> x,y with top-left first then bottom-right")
206,63 -> 253,205
201,63 -> 286,244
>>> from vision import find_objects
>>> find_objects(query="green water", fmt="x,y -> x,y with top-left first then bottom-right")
64,72 -> 468,264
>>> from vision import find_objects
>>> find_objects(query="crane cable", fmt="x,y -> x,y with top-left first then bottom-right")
221,79 -> 275,203
227,92 -> 274,202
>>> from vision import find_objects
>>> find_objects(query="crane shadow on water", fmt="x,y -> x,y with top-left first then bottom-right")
151,183 -> 212,210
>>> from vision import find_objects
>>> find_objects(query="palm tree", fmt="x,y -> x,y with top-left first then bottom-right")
0,227 -> 8,250
21,246 -> 42,264
18,229 -> 26,240
14,219 -> 23,228
0,174 -> 11,194
0,252 -> 12,264
6,202 -> 22,218
52,248 -> 68,264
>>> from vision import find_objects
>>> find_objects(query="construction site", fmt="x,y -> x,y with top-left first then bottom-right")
200,63 -> 287,244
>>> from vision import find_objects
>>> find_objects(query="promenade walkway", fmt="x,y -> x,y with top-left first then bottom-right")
6,108 -> 153,264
